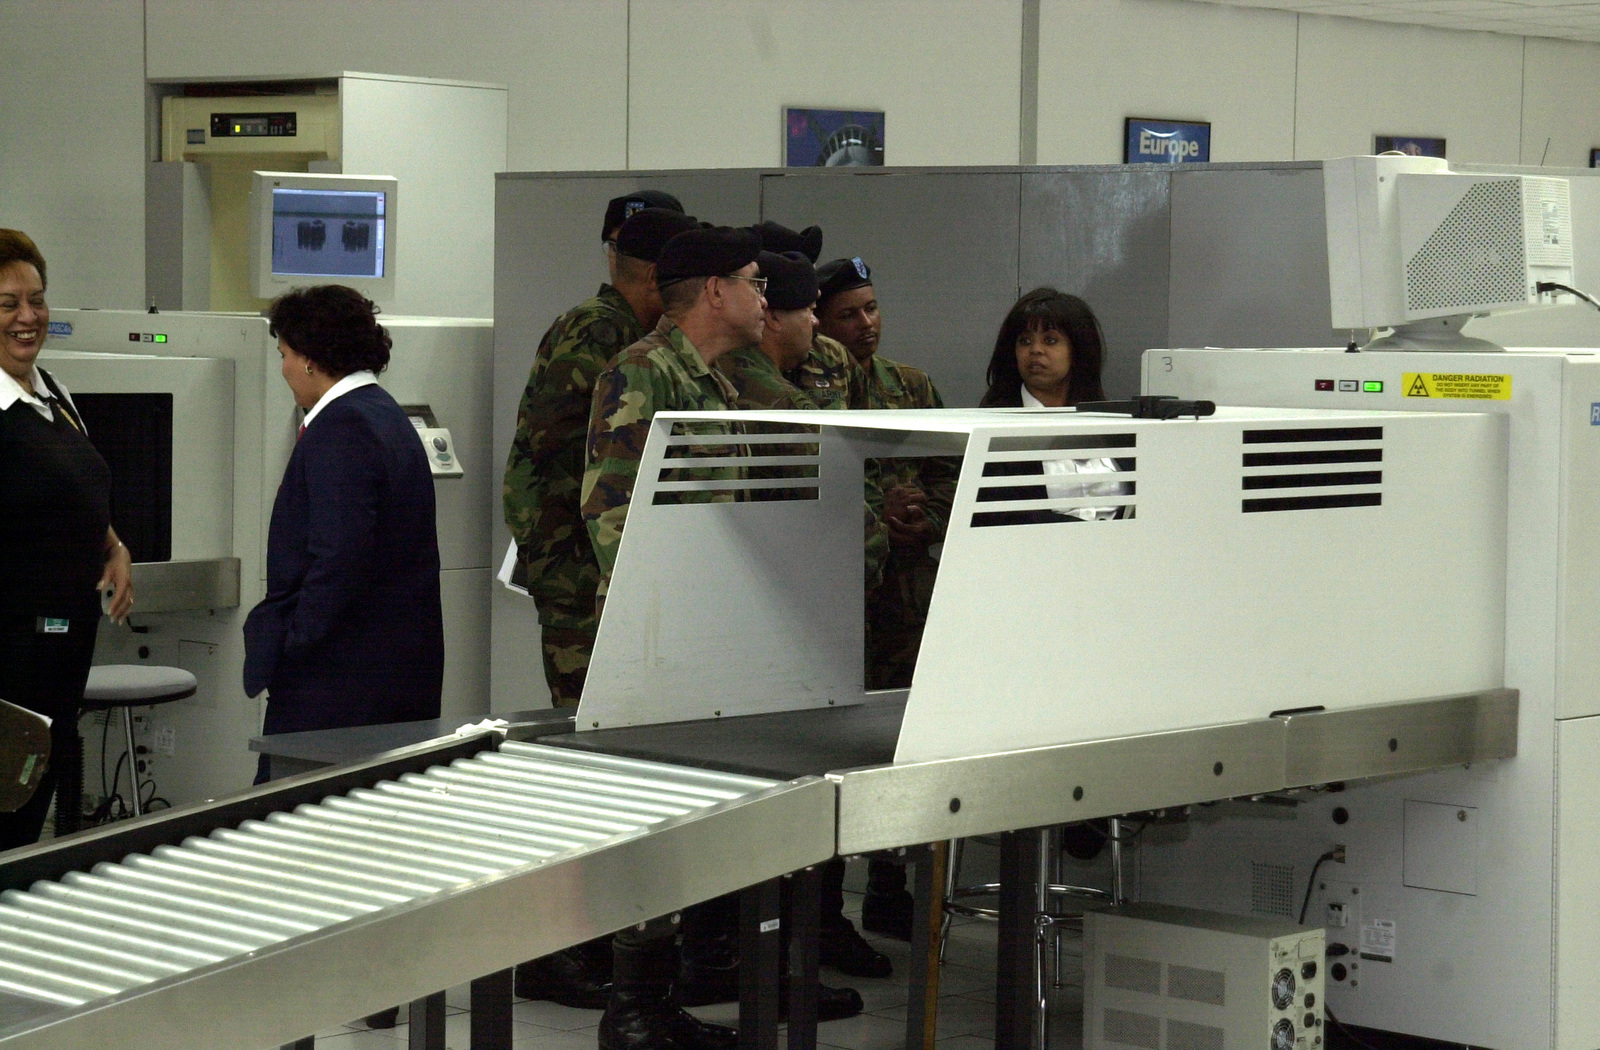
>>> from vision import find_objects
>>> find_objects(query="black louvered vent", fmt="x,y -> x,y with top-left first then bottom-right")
971,432 -> 1136,528
1241,427 -> 1382,514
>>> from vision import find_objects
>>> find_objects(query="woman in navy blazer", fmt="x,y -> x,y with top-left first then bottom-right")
244,285 -> 443,771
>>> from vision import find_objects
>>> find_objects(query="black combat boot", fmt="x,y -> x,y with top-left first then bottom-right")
514,936 -> 614,1009
677,895 -> 741,1006
860,857 -> 914,941
600,938 -> 738,1050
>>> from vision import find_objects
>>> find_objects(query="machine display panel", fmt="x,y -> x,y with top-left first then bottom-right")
271,188 -> 386,280
250,171 -> 397,301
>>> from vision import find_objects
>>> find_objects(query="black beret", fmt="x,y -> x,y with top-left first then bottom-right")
656,226 -> 762,286
757,251 -> 818,311
755,221 -> 824,264
615,208 -> 701,263
602,190 -> 684,240
816,256 -> 873,304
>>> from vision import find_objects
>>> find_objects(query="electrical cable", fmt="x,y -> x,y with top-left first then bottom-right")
1536,281 -> 1600,313
98,711 -> 112,810
1298,849 -> 1338,925
1325,1006 -> 1385,1050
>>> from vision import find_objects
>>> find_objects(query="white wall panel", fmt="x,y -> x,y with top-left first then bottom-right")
1294,14 -> 1523,163
144,0 -> 627,171
627,0 -> 1022,168
1521,36 -> 1600,167
1036,0 -> 1298,165
0,0 -> 145,309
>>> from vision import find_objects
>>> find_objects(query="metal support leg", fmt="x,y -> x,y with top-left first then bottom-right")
409,991 -> 447,1050
996,829 -> 1039,1050
938,837 -> 963,964
739,878 -> 781,1050
470,968 -> 514,1050
121,706 -> 142,817
788,866 -> 821,1050
905,842 -> 946,1050
1051,830 -> 1064,991
1034,828 -> 1052,1050
1109,817 -> 1125,905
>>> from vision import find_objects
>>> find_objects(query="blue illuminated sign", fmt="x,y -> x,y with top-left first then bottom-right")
1124,118 -> 1211,165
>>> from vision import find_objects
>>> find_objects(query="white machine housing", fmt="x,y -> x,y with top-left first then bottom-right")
38,351 -> 234,563
43,310 -> 495,804
577,406 -> 1507,766
1084,903 -> 1324,1050
1324,155 -> 1573,332
1143,347 -> 1600,1050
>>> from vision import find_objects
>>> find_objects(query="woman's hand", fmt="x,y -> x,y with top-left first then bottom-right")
99,529 -> 134,624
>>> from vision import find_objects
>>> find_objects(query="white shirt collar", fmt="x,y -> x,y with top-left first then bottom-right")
301,370 -> 379,430
1020,385 -> 1047,409
0,364 -> 57,420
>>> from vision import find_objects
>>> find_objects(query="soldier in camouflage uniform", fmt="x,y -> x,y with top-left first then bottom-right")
816,255 -> 960,946
786,331 -> 859,410
581,226 -> 768,1050
719,249 -> 888,587
502,203 -> 696,708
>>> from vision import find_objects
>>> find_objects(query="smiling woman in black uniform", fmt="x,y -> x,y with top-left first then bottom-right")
0,229 -> 134,850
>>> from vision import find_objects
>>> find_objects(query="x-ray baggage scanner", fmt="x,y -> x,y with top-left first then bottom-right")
1145,348 -> 1598,1050
0,405 -> 1520,1050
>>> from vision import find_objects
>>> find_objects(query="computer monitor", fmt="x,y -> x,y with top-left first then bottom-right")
250,171 -> 398,302
1324,155 -> 1572,350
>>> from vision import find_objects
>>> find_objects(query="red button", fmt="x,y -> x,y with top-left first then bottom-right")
1315,379 -> 1335,391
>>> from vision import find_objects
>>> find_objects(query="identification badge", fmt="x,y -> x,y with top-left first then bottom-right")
37,617 -> 69,634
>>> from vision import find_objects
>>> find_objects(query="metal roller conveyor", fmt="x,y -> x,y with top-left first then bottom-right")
0,734 -> 836,1050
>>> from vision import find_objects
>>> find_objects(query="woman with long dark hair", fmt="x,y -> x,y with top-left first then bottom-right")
977,287 -> 1127,522
980,286 -> 1107,407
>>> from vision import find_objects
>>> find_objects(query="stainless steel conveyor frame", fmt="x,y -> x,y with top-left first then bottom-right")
0,732 -> 834,1050
0,687 -> 1515,1050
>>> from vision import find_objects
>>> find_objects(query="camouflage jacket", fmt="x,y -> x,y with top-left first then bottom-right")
582,317 -> 742,598
784,334 -> 859,411
719,346 -> 890,589
859,353 -> 957,543
718,345 -> 824,412
502,284 -> 644,626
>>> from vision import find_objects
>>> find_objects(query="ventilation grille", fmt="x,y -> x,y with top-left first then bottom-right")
972,432 -> 1135,528
1166,963 -> 1226,1007
1251,861 -> 1297,918
1406,179 -> 1527,313
1241,427 -> 1382,513
1167,1019 -> 1227,1050
653,423 -> 820,504
1103,1007 -> 1162,1049
1104,953 -> 1163,995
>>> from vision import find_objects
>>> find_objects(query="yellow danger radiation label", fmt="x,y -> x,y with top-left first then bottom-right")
1401,373 -> 1513,400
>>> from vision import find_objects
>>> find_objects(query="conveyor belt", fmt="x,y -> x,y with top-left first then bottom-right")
0,738 -> 835,1050
541,698 -> 905,779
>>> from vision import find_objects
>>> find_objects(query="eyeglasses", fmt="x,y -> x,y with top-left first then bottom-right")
720,274 -> 768,294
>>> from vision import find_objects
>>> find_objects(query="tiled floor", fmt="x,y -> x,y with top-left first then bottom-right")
305,891 -> 1092,1050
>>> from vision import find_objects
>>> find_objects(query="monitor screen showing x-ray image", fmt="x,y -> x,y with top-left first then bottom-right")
271,188 -> 387,279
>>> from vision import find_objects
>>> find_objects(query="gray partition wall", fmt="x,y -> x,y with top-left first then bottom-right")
490,162 -> 1342,707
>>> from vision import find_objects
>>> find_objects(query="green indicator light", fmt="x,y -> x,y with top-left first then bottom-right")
1364,380 -> 1382,392
154,334 -> 167,343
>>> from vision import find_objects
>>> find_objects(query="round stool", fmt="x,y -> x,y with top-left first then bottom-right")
80,665 -> 197,819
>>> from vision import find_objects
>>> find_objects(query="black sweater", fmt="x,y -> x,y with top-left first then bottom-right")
0,378 -> 111,618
